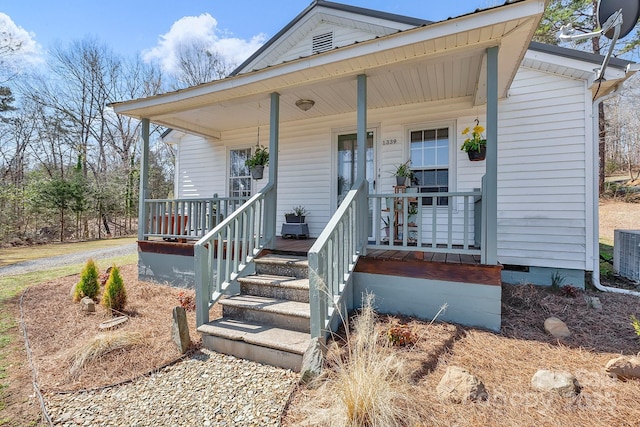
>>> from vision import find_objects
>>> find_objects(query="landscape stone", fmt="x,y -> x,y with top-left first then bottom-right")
586,296 -> 602,310
436,366 -> 488,403
531,369 -> 581,397
605,356 -> 640,380
544,317 -> 571,338
172,306 -> 191,354
300,337 -> 326,385
81,296 -> 95,313
98,315 -> 128,330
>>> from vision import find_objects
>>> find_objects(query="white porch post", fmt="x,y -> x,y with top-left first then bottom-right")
485,46 -> 498,265
265,92 -> 279,248
138,118 -> 150,241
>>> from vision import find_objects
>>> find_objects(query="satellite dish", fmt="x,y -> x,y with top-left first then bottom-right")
597,0 -> 640,39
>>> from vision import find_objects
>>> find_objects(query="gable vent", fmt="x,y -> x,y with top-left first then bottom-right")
312,32 -> 334,54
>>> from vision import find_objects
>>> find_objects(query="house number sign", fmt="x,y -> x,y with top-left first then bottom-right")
382,138 -> 398,145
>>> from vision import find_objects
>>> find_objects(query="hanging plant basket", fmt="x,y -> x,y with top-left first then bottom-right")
467,145 -> 486,162
250,165 -> 264,179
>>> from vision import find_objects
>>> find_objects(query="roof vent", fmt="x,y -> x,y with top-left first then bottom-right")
312,32 -> 334,54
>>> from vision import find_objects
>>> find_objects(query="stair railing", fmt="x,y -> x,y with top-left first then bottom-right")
194,183 -> 275,326
308,179 -> 368,340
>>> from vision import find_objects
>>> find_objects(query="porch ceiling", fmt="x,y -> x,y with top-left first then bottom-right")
112,1 -> 546,138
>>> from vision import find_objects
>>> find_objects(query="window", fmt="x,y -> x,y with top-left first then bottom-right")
229,148 -> 252,198
410,127 -> 449,206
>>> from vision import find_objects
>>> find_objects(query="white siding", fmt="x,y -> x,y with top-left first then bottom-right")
497,68 -> 589,270
173,67 -> 592,272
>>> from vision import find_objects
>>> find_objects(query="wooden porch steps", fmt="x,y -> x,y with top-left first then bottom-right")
197,254 -> 311,372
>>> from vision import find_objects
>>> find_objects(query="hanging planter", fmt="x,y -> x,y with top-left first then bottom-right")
245,144 -> 269,180
460,119 -> 487,162
466,145 -> 487,162
250,165 -> 265,179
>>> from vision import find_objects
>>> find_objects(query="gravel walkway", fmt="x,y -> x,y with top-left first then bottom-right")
0,243 -> 137,277
45,349 -> 298,427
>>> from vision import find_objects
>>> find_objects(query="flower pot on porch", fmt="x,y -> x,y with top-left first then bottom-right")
467,146 -> 486,161
285,214 -> 305,223
396,175 -> 407,186
250,165 -> 264,179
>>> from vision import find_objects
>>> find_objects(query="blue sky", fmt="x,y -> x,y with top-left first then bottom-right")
1,1 -> 499,73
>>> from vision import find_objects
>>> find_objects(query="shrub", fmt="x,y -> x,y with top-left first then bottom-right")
73,259 -> 100,302
177,291 -> 196,311
102,265 -> 127,314
387,324 -> 417,347
559,285 -> 581,298
631,315 -> 640,338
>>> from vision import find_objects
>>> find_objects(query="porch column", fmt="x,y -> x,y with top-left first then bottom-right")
265,92 -> 280,248
485,46 -> 498,265
138,118 -> 150,241
356,74 -> 367,184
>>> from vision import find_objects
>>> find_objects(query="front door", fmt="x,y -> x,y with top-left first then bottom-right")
337,131 -> 375,236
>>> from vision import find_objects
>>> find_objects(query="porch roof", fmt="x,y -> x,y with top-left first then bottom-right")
111,0 -> 547,138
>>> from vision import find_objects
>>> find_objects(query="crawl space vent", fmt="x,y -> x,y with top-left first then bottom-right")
312,32 -> 333,54
614,229 -> 640,283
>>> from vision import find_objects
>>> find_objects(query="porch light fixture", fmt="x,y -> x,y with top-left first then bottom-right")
295,99 -> 315,111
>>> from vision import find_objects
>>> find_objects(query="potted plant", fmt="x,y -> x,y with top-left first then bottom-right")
285,205 -> 307,223
407,203 -> 419,226
460,119 -> 487,161
245,145 -> 269,179
393,160 -> 414,186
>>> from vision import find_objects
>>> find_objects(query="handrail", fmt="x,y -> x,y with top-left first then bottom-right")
194,184 -> 274,326
368,190 -> 482,254
308,179 -> 368,340
143,195 -> 249,240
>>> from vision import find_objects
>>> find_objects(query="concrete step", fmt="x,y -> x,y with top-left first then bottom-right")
220,295 -> 311,333
238,274 -> 310,303
254,254 -> 308,279
198,319 -> 310,372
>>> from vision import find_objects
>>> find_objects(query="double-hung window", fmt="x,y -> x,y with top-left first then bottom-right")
410,127 -> 450,206
229,148 -> 252,198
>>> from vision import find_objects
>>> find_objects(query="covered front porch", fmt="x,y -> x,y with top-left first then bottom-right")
112,1 -> 548,345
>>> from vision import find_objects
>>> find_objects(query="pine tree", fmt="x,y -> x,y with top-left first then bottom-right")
102,265 -> 127,314
73,259 -> 100,301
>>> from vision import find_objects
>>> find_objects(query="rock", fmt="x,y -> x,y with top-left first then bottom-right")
99,315 -> 128,330
436,366 -> 488,403
81,297 -> 95,313
172,306 -> 191,354
605,356 -> 640,380
300,337 -> 326,385
586,296 -> 602,310
531,369 -> 581,397
544,317 -> 571,338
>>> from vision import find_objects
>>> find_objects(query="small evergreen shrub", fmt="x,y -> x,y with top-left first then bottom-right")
102,265 -> 127,314
73,259 -> 100,302
631,315 -> 640,338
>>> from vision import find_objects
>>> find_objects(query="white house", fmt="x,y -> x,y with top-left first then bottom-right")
112,0 -> 636,370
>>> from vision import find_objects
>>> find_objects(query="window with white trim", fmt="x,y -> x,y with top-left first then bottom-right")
229,148 -> 252,198
410,127 -> 449,206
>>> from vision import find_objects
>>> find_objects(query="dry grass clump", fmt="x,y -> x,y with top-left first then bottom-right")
297,295 -> 426,426
69,331 -> 145,378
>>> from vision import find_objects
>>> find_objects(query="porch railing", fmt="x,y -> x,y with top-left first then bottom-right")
194,184 -> 275,326
143,195 -> 248,240
308,179 -> 368,340
368,190 -> 482,255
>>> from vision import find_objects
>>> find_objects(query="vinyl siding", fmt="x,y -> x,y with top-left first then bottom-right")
496,68 -> 589,270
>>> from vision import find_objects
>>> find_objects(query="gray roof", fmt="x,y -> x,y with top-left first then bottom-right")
229,0 -> 432,76
528,41 -> 634,70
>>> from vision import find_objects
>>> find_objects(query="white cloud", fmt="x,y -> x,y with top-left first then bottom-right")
142,13 -> 265,75
0,13 -> 43,77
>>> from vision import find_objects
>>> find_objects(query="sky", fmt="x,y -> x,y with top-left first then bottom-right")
1,0 -> 500,75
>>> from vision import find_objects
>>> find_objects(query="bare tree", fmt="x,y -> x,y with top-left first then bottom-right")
173,39 -> 234,89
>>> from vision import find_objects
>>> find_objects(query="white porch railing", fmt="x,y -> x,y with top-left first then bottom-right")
368,190 -> 482,255
194,184 -> 275,326
308,179 -> 369,340
143,195 -> 248,240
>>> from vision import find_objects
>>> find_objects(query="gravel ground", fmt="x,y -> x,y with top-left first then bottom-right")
45,349 -> 298,427
0,243 -> 137,277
